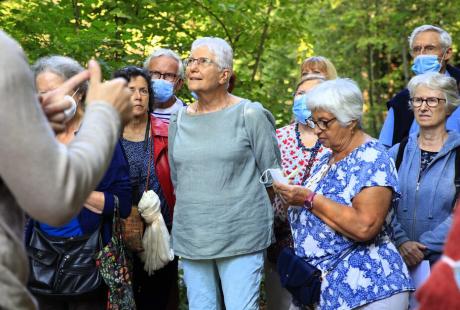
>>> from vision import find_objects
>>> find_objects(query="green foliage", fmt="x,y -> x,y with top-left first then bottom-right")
2,0 -> 460,136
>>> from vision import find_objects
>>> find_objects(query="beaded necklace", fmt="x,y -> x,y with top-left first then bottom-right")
295,123 -> 322,185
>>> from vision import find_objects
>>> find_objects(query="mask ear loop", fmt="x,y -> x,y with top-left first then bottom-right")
259,169 -> 270,185
70,88 -> 81,107
438,49 -> 448,72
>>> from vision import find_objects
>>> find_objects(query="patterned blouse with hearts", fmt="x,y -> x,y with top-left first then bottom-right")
267,123 -> 330,263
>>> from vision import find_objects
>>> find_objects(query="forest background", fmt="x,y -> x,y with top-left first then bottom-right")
2,0 -> 460,136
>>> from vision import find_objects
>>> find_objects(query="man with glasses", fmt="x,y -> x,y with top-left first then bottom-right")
144,48 -> 185,123
379,25 -> 460,147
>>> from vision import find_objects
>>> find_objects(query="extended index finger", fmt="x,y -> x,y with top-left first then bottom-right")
88,59 -> 102,87
41,70 -> 90,107
56,70 -> 90,96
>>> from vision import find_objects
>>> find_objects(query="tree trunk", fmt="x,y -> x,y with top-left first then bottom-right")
251,1 -> 274,82
402,42 -> 409,84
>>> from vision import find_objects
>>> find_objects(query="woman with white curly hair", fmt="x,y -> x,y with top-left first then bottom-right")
274,78 -> 413,309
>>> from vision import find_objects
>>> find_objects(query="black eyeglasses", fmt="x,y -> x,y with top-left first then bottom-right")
149,71 -> 178,82
308,117 -> 337,130
409,97 -> 446,108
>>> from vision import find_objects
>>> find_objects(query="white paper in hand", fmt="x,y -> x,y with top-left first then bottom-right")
269,168 -> 289,184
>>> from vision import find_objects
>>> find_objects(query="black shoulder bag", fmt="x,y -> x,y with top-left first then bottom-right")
277,244 -> 357,306
27,220 -> 103,297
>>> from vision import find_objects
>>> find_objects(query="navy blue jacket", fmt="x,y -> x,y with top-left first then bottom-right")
26,141 -> 132,245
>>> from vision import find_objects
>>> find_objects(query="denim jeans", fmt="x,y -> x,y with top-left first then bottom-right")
182,250 -> 264,310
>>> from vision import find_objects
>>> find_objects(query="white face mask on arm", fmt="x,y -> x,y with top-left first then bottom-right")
63,94 -> 78,122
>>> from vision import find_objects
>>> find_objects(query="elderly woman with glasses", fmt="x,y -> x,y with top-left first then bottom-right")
168,37 -> 280,309
389,72 -> 460,269
274,79 -> 413,309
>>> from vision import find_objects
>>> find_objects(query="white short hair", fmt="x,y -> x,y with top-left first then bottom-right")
31,55 -> 87,98
408,72 -> 460,114
191,37 -> 233,70
306,78 -> 363,126
409,25 -> 452,51
144,48 -> 184,79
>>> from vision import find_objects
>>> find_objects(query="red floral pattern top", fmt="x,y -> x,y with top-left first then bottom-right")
267,123 -> 330,263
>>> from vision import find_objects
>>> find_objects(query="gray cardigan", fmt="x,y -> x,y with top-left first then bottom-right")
389,131 -> 460,260
0,31 -> 121,309
168,100 -> 281,259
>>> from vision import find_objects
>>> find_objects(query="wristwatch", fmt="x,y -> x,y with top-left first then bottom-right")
303,191 -> 317,211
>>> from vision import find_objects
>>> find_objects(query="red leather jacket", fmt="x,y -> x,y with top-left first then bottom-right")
150,116 -> 175,220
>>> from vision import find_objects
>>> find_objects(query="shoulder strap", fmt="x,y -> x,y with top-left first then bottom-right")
454,146 -> 460,200
328,244 -> 358,271
395,136 -> 409,171
242,100 -> 258,161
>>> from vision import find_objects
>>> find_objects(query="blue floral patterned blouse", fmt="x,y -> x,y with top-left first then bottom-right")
289,140 -> 414,309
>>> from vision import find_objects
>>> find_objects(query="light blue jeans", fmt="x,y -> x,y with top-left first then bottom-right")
182,250 -> 264,310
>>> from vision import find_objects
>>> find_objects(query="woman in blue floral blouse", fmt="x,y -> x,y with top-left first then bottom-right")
274,78 -> 413,309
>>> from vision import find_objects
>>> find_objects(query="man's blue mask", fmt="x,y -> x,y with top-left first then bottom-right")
292,94 -> 311,125
151,79 -> 174,103
411,54 -> 442,75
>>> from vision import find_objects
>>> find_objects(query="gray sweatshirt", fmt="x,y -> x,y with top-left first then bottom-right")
168,101 -> 281,259
0,31 -> 121,309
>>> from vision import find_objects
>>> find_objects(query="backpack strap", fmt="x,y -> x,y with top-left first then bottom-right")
395,136 -> 409,171
454,146 -> 460,200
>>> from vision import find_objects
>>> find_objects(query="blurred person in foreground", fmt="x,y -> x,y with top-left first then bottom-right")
0,30 -> 132,309
416,203 -> 460,310
25,55 -> 132,309
168,36 -> 280,309
274,79 -> 413,309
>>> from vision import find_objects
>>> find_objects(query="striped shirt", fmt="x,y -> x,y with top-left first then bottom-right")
153,98 -> 185,123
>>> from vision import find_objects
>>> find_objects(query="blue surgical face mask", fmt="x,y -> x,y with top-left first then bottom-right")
151,79 -> 174,103
191,91 -> 198,99
411,54 -> 442,75
292,94 -> 311,125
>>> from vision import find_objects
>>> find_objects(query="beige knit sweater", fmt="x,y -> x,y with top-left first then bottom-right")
0,31 -> 121,309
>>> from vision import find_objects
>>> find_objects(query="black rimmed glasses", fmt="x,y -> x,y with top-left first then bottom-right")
308,117 -> 337,130
149,71 -> 178,82
409,97 -> 446,108
184,57 -> 216,67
